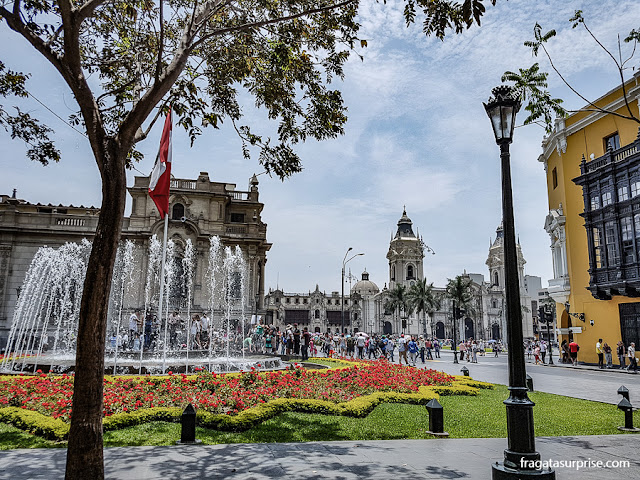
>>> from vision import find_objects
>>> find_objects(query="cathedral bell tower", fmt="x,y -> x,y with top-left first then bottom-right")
387,208 -> 425,289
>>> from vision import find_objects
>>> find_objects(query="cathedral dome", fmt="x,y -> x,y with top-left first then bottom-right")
352,270 -> 380,295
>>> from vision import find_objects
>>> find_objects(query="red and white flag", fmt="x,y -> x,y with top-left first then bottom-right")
149,107 -> 172,218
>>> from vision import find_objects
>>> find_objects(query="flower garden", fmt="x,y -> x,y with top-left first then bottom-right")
0,359 -> 492,441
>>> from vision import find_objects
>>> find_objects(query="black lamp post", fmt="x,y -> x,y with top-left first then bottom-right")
484,85 -> 555,480
452,301 -> 459,364
342,248 -> 364,334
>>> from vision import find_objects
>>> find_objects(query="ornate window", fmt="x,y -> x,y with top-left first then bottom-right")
574,134 -> 640,299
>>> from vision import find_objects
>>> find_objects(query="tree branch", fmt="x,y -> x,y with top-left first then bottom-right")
75,0 -> 109,23
189,0 -> 356,52
1,6 -> 65,76
154,0 -> 165,84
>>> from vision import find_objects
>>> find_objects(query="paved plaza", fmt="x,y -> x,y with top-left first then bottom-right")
0,435 -> 638,479
415,350 -> 640,405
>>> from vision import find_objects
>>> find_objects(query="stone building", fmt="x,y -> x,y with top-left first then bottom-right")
263,209 -> 537,342
0,172 -> 270,346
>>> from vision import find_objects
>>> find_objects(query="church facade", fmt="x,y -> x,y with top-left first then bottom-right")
0,172 -> 271,346
263,209 -> 536,343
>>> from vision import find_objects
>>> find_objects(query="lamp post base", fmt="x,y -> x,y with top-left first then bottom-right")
617,426 -> 640,432
492,462 -> 555,479
453,351 -> 458,364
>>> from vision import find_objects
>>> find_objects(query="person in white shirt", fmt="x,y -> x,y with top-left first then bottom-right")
200,313 -> 210,349
128,310 -> 141,349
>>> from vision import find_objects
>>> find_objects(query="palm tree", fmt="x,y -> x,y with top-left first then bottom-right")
445,275 -> 476,362
407,279 -> 440,337
384,284 -> 411,333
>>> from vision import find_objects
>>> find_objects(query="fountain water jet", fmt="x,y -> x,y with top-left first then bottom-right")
1,236 -> 283,375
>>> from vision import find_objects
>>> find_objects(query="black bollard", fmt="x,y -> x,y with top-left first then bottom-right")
617,398 -> 640,432
617,385 -> 630,402
177,403 -> 201,444
461,366 -> 469,377
426,398 -> 448,437
526,374 -> 534,392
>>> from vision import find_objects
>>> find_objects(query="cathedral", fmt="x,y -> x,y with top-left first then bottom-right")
264,209 -> 536,343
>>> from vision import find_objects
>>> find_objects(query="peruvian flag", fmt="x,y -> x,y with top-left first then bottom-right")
149,107 -> 172,218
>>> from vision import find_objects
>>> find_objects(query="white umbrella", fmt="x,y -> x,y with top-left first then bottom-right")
356,332 -> 369,337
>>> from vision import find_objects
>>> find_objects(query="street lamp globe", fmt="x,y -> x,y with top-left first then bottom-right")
483,85 -> 521,145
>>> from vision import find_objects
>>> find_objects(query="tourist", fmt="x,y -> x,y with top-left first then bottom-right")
561,339 -> 569,363
367,336 -> 377,359
243,335 -> 252,352
627,342 -> 637,373
143,313 -> 154,350
132,333 -> 141,352
310,336 -> 317,357
540,340 -> 547,364
190,314 -> 201,350
596,338 -> 604,369
398,335 -> 408,365
425,337 -> 433,361
128,309 -> 141,349
200,313 -> 210,350
346,335 -> 355,358
339,334 -> 346,357
617,341 -> 626,369
568,340 -> 579,366
301,327 -> 311,361
265,330 -> 273,354
356,334 -> 366,359
168,311 -> 181,348
533,343 -> 541,365
603,342 -> 613,368
471,341 -> 478,363
458,341 -> 466,361
386,337 -> 395,361
408,336 -> 419,366
434,339 -> 440,358
293,324 -> 301,355
286,325 -> 293,356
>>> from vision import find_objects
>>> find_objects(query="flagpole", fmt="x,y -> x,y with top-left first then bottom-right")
159,214 -> 169,374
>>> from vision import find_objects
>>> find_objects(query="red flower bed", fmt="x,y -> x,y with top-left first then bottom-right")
0,361 -> 453,422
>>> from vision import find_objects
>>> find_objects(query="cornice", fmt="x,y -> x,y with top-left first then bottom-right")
540,74 -> 640,164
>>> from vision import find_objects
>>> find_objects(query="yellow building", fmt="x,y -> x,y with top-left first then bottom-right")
540,72 -> 640,365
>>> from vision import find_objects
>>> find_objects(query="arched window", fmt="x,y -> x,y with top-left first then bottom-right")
391,265 -> 396,281
407,265 -> 414,280
172,203 -> 185,220
493,271 -> 499,286
315,310 -> 320,319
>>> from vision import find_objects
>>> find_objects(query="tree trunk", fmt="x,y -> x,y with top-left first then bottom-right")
65,140 -> 127,480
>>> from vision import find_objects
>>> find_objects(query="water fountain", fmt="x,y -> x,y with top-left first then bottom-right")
0,236 -> 284,375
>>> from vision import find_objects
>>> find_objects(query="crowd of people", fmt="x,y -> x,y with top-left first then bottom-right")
110,311 -> 640,374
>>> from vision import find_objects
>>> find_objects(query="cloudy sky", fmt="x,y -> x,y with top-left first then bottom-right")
3,0 -> 640,295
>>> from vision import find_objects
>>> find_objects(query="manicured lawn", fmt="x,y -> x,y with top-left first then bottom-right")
3,384 -> 635,449
101,385 -> 638,445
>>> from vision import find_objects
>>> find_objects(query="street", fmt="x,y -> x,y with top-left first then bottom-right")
396,350 -> 640,405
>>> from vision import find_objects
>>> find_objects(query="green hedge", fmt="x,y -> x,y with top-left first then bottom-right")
0,407 -> 69,441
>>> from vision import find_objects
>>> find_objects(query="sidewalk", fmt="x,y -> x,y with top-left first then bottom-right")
0,435 -> 638,479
